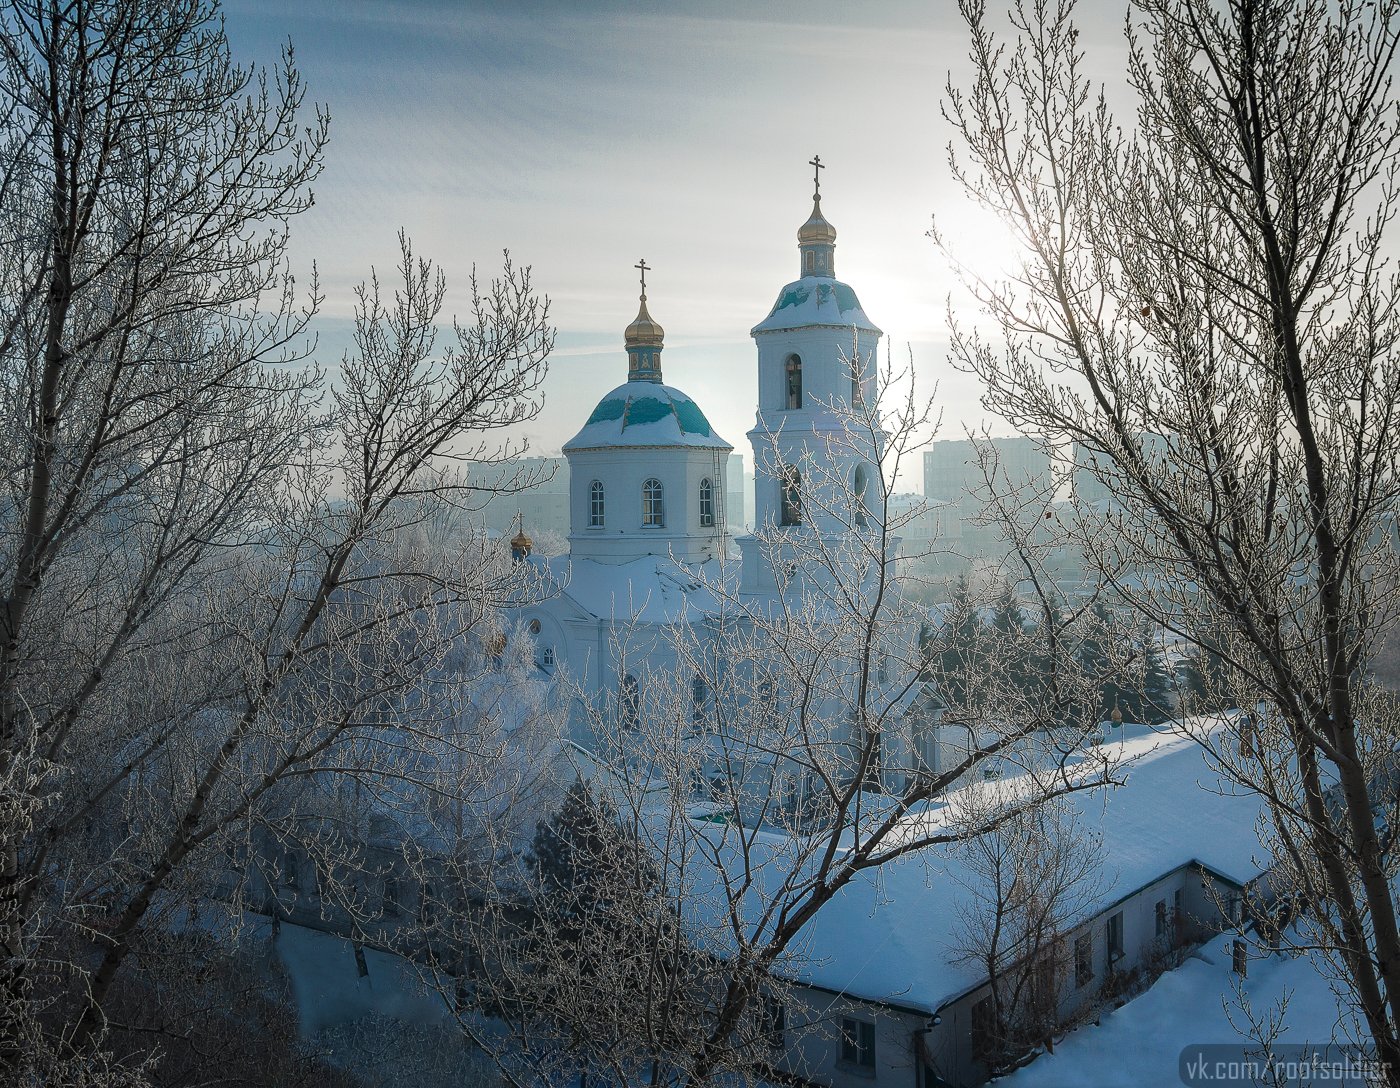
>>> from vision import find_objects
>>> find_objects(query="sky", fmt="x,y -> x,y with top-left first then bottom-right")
219,0 -> 1132,470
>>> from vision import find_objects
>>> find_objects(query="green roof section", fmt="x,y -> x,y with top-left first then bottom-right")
752,276 -> 881,336
585,397 -> 626,425
671,399 -> 713,436
564,381 -> 730,451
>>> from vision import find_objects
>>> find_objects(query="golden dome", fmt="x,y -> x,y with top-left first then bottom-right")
624,295 -> 665,349
798,195 -> 837,246
510,525 -> 533,557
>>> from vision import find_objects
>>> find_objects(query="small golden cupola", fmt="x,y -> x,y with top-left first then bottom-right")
624,258 -> 664,383
797,153 -> 837,278
510,512 -> 533,561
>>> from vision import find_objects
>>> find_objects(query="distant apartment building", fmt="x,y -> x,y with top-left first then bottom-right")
921,438 -> 1053,568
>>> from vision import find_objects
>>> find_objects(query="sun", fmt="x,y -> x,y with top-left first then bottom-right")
933,197 -> 1031,285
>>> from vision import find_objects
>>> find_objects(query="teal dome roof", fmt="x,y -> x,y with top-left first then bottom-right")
751,276 -> 881,336
563,381 -> 732,452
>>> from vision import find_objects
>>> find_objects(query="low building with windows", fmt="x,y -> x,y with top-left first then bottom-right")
724,720 -> 1273,1088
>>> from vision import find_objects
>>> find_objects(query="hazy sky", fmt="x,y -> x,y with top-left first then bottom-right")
220,0 -> 1132,466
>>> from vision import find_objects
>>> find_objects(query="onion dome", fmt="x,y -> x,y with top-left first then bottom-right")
753,157 -> 882,336
798,196 -> 837,247
625,298 -> 664,349
625,258 -> 664,383
797,154 -> 837,278
510,517 -> 533,561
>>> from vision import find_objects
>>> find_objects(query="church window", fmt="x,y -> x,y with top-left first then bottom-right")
785,355 -> 802,409
803,250 -> 814,273
642,478 -> 665,526
691,672 -> 708,724
780,466 -> 802,526
699,477 -> 715,527
589,480 -> 605,527
853,464 -> 869,529
619,673 -> 640,728
850,354 -> 863,406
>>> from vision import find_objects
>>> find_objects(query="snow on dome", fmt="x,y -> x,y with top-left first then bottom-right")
563,380 -> 732,451
751,276 -> 882,335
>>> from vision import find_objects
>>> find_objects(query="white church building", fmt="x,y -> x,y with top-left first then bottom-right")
508,161 -> 934,794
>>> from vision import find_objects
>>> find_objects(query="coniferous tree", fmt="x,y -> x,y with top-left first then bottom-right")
933,572 -> 984,705
527,778 -> 618,916
988,580 -> 1033,699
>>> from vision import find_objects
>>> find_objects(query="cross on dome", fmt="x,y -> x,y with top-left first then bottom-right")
809,153 -> 824,200
624,258 -> 664,382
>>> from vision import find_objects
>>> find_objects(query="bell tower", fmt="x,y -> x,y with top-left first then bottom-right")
739,157 -> 884,595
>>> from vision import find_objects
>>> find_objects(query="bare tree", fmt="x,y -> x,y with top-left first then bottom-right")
0,0 -> 555,1066
939,0 -> 1400,1072
949,792 -> 1106,1076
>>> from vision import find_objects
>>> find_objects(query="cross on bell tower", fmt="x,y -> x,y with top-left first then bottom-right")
798,154 -> 836,278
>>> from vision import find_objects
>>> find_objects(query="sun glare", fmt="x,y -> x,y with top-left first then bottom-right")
934,198 -> 1029,284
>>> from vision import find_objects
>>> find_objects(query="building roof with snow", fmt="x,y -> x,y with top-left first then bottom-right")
751,276 -> 881,336
563,381 -> 731,452
692,720 -> 1271,1015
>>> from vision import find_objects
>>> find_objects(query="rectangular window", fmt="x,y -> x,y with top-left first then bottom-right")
381,875 -> 400,918
762,997 -> 786,1049
1074,932 -> 1093,987
840,1016 -> 876,1068
1107,911 -> 1124,963
1155,899 -> 1167,938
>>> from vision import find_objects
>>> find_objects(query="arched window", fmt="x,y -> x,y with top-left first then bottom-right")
642,478 -> 665,527
619,673 -> 640,728
853,464 -> 869,529
691,672 -> 708,724
699,477 -> 715,527
785,355 -> 803,410
589,480 -> 605,527
780,465 -> 802,526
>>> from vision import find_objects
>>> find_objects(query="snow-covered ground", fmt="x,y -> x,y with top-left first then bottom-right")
1002,934 -> 1363,1088
272,920 -> 451,1035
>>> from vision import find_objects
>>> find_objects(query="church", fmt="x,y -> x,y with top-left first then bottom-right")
509,160 -> 928,789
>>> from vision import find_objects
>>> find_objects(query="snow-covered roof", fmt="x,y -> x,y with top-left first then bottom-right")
563,381 -> 732,452
695,720 -> 1271,1014
751,276 -> 881,336
546,554 -> 736,625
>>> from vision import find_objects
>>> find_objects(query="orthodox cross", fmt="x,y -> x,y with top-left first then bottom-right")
635,257 -> 650,299
809,154 -> 824,199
